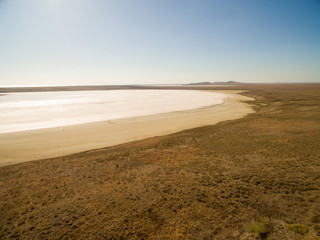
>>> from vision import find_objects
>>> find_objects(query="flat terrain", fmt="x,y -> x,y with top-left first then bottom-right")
0,84 -> 320,239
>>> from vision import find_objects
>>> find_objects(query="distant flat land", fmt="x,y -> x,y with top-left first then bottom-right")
0,84 -> 238,93
0,82 -> 318,92
0,84 -> 320,239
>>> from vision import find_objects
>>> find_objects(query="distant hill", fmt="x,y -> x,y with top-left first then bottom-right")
185,81 -> 242,85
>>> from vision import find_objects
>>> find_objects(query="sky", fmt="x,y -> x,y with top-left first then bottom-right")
0,0 -> 319,86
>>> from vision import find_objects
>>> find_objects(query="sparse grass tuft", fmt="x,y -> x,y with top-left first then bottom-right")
249,217 -> 271,239
314,225 -> 320,237
311,214 -> 320,224
286,224 -> 309,235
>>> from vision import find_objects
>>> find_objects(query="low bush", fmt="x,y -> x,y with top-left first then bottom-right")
249,217 -> 271,239
286,224 -> 309,235
311,214 -> 320,223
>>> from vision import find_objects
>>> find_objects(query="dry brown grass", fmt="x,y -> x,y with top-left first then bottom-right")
0,84 -> 320,239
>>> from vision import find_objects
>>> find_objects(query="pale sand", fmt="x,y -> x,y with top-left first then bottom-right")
0,90 -> 254,166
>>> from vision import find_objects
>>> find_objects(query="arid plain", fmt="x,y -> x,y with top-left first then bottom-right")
0,84 -> 320,239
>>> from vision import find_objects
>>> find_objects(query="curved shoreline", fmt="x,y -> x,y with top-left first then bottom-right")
0,90 -> 254,167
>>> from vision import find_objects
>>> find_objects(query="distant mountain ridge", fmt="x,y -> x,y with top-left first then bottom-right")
185,81 -> 242,85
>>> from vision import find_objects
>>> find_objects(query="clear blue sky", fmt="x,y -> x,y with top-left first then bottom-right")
0,0 -> 319,86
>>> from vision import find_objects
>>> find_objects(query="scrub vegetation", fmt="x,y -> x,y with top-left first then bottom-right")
249,217 -> 271,239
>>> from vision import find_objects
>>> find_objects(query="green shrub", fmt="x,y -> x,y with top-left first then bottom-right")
249,217 -> 271,239
286,224 -> 309,235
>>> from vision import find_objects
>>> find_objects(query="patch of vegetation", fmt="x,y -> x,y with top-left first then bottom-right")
314,225 -> 320,237
249,217 -> 271,239
311,214 -> 320,223
286,224 -> 309,235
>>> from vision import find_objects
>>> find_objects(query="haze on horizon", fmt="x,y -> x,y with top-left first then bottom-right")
0,0 -> 319,87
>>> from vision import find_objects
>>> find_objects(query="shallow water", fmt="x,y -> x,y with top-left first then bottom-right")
0,90 -> 227,133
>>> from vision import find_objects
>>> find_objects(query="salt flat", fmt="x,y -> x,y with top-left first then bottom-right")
0,90 -> 253,166
0,90 -> 226,133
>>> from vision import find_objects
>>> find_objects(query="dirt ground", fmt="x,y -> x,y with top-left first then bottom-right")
0,84 -> 320,239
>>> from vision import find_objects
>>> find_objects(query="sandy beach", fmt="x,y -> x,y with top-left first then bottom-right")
0,90 -> 254,166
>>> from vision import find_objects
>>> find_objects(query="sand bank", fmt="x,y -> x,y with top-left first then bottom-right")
0,90 -> 254,166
